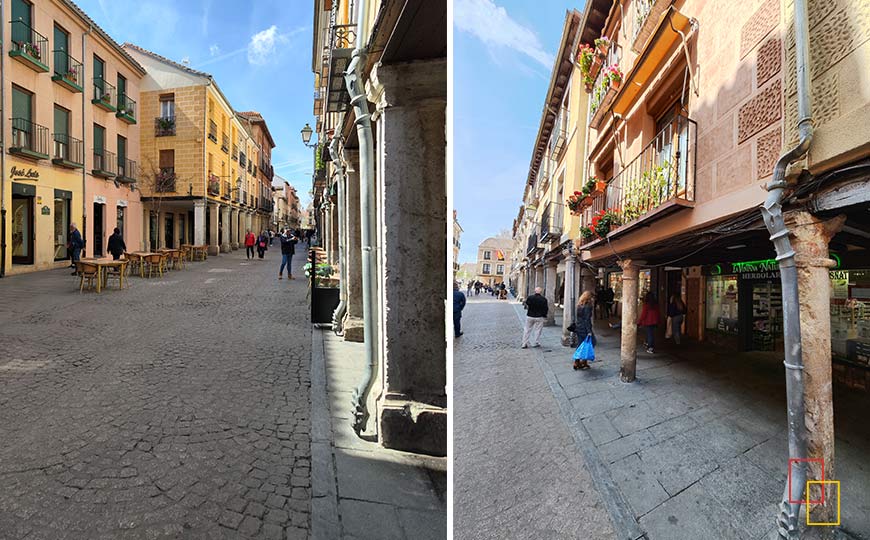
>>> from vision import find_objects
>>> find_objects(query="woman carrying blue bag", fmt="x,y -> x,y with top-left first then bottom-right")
573,291 -> 596,370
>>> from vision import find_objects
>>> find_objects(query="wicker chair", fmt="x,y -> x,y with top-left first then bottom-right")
144,254 -> 164,278
104,260 -> 127,289
77,262 -> 99,293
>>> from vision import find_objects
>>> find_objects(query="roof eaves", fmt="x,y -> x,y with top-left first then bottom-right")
61,0 -> 147,75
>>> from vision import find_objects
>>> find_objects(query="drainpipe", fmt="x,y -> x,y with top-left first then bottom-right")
344,0 -> 380,438
330,137 -> 348,331
82,26 -> 92,257
0,0 -> 6,277
763,0 -> 812,536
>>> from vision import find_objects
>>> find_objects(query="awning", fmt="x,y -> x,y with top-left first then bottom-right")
611,7 -> 693,117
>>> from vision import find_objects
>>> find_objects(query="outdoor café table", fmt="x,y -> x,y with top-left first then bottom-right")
79,258 -> 127,293
189,245 -> 208,261
130,252 -> 155,278
156,248 -> 182,270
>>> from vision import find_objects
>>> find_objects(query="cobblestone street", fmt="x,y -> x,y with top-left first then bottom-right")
0,251 -> 311,539
454,295 -> 616,539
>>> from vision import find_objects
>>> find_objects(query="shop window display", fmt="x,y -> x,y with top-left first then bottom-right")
831,270 -> 870,366
706,276 -> 739,335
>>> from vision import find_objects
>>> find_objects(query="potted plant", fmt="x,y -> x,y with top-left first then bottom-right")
577,43 -> 594,92
580,226 -> 595,243
581,178 -> 597,196
158,117 -> 175,131
591,177 -> 607,196
605,64 -> 624,91
566,191 -> 584,215
591,208 -> 622,238
306,261 -> 340,324
594,36 -> 611,56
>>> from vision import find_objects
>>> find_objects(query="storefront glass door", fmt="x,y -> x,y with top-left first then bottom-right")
54,196 -> 70,260
11,195 -> 33,264
93,203 -> 104,256
164,214 -> 174,248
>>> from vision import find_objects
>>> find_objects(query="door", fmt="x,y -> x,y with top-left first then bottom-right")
178,215 -> 186,247
117,74 -> 127,109
11,0 -> 31,44
11,195 -> 34,265
54,106 -> 70,161
164,214 -> 174,249
54,192 -> 71,260
93,203 -> 104,256
117,135 -> 127,177
93,124 -> 105,170
53,25 -> 69,74
93,55 -> 105,99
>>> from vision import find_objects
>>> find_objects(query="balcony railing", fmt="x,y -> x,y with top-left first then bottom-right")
92,78 -> 116,111
526,228 -> 540,255
9,118 -> 49,160
116,94 -> 136,123
550,109 -> 568,157
207,174 -> 220,196
222,181 -> 231,199
232,144 -> 238,161
155,168 -> 176,192
51,133 -> 84,168
221,133 -> 229,153
208,120 -> 217,142
599,114 -> 697,231
92,149 -> 117,177
239,152 -> 246,167
540,202 -> 563,242
117,158 -> 137,183
9,21 -> 48,72
52,50 -> 84,92
325,23 -> 357,113
155,116 -> 175,136
631,0 -> 670,53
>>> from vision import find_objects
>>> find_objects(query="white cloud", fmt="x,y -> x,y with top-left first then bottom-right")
209,44 -> 220,57
247,25 -> 290,65
454,0 -> 553,69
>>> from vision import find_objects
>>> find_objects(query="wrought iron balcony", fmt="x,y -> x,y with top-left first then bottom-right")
92,149 -> 117,178
116,94 -> 136,124
232,144 -> 238,161
52,133 -> 84,168
222,181 -> 231,199
9,118 -> 49,160
208,120 -> 217,142
92,78 -> 116,111
221,133 -> 229,153
601,113 -> 697,234
325,23 -> 357,113
631,0 -> 670,53
540,202 -> 563,242
52,51 -> 84,92
526,228 -> 541,255
155,168 -> 176,192
207,174 -> 220,196
239,152 -> 246,167
117,158 -> 137,183
9,21 -> 48,72
550,109 -> 568,157
155,116 -> 175,136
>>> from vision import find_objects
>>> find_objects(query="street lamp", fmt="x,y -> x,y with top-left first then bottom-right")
300,123 -> 316,148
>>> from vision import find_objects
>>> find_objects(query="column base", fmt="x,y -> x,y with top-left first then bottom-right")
231,242 -> 239,250
378,399 -> 446,457
208,245 -> 220,256
220,244 -> 230,253
560,331 -> 575,347
343,316 -> 364,343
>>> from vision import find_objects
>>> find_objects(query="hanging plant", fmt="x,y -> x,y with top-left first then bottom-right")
594,36 -> 611,56
315,144 -> 324,172
566,191 -> 584,215
605,64 -> 624,90
577,44 -> 594,78
591,208 -> 622,238
581,178 -> 597,196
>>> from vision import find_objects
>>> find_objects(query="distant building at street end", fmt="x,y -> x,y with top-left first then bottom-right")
453,210 -> 462,274
476,237 -> 513,286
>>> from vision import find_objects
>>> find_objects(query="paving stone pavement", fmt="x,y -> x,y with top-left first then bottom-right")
0,249 -> 312,539
453,295 -> 618,540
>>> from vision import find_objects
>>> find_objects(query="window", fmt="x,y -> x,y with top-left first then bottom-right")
53,25 -> 70,74
482,263 -> 491,274
117,74 -> 126,98
116,206 -> 125,236
159,149 -> 175,169
93,123 -> 104,152
483,250 -> 491,260
159,93 -> 175,118
706,275 -> 739,335
11,0 -> 32,44
11,85 -> 33,149
53,105 -> 70,160
497,264 -> 504,275
117,135 -> 127,177
54,190 -> 71,260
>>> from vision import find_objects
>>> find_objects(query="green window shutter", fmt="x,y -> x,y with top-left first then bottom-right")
117,135 -> 126,161
11,86 -> 31,121
93,124 -> 104,152
54,106 -> 69,136
54,26 -> 69,74
11,0 -> 31,43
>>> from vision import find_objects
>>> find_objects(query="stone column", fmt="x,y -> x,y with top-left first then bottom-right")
581,267 -> 596,295
619,259 -> 640,383
155,211 -> 165,250
518,267 -> 527,302
194,200 -> 206,246
220,205 -> 231,253
230,208 -> 239,249
369,59 -> 446,455
235,209 -> 243,248
208,203 -> 220,255
544,262 -> 557,326
343,149 -> 364,342
561,252 -> 577,345
791,211 -> 846,521
245,211 -> 252,236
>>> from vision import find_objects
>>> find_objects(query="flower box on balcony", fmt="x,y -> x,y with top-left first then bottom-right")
52,70 -> 83,93
594,36 -> 611,57
591,180 -> 607,196
10,39 -> 48,72
589,83 -> 619,129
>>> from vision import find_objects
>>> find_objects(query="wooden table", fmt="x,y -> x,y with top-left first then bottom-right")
182,244 -> 208,261
157,248 -> 183,270
128,252 -> 156,278
79,258 -> 128,293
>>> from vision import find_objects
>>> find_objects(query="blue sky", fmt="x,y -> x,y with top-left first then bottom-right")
74,0 -> 315,207
454,0 -> 584,263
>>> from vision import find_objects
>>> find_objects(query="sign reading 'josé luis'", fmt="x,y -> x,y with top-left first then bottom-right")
11,166 -> 39,180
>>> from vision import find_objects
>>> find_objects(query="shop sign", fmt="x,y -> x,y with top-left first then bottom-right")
10,166 -> 39,181
41,206 -> 50,215
707,254 -> 841,279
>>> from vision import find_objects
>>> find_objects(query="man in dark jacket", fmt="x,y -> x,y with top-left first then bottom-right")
521,287 -> 548,348
453,282 -> 466,338
106,228 -> 126,260
278,229 -> 298,279
68,223 -> 84,274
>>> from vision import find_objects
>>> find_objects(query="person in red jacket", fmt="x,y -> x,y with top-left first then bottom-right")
244,229 -> 256,260
638,292 -> 660,354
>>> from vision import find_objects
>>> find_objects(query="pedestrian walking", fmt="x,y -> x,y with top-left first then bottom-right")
268,229 -> 274,246
499,282 -> 507,300
256,231 -> 268,259
605,287 -> 615,318
106,228 -> 126,260
573,291 -> 596,370
244,229 -> 256,259
466,282 -> 473,296
68,223 -> 84,274
278,230 -> 298,280
521,287 -> 548,349
638,292 -> 661,353
474,282 -> 481,296
453,282 -> 466,338
667,294 -> 687,345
